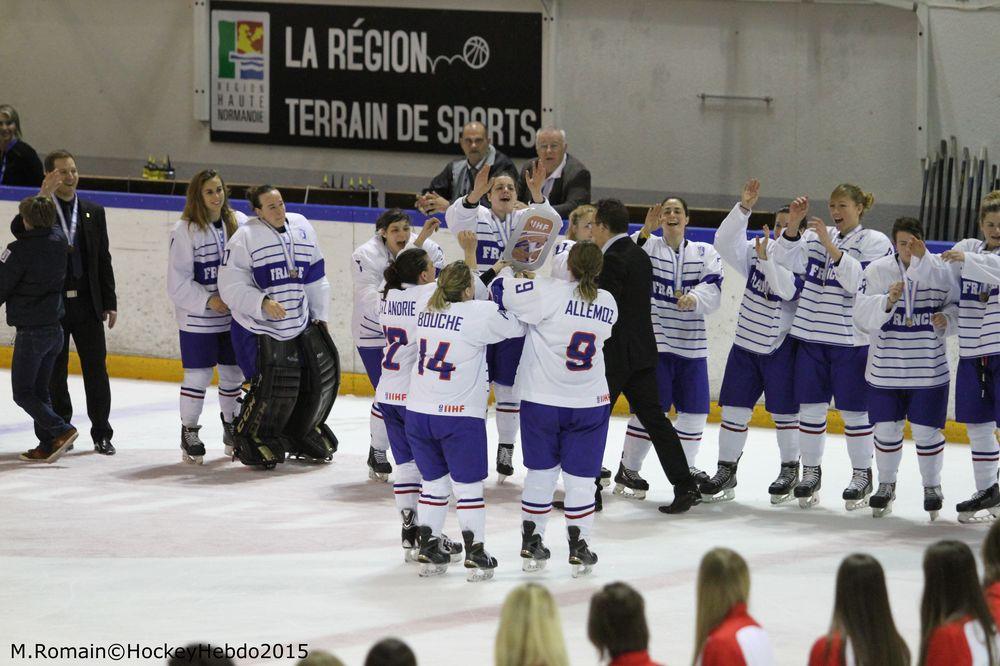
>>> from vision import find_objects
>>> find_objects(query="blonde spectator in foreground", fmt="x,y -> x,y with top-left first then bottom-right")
495,583 -> 569,666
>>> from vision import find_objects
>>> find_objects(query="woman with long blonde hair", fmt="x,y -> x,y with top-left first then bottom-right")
495,583 -> 569,666
167,169 -> 247,463
693,548 -> 774,665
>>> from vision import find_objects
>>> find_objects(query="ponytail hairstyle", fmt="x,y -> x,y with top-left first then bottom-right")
567,204 -> 596,242
693,548 -> 750,666
983,519 -> 1000,588
382,248 -> 429,298
568,242 -> 603,303
183,169 -> 239,239
427,260 -> 472,312
919,540 -> 996,666
831,183 -> 875,216
825,554 -> 910,666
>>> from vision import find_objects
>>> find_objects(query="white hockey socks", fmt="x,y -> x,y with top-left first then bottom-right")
393,461 -> 422,514
773,413 -> 800,463
873,421 -> 905,485
417,475 -> 450,537
798,403 -> 829,468
912,424 -> 945,488
493,383 -> 520,445
521,466 -> 560,536
718,406 -> 752,463
563,472 -> 598,542
621,415 -> 652,471
217,364 -> 243,423
370,402 -> 389,452
676,412 -> 707,468
453,480 -> 486,543
968,422 -> 999,491
842,411 -> 874,470
179,367 -> 213,427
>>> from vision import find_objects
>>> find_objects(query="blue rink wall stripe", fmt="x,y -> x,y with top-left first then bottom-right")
0,185 -> 954,251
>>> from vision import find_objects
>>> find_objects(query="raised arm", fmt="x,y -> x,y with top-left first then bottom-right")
714,179 -> 759,278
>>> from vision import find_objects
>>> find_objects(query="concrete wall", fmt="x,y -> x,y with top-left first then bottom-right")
0,198 -> 962,420
2,1 -> 997,226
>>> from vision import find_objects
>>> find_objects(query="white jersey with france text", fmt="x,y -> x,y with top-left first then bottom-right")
490,276 -> 618,408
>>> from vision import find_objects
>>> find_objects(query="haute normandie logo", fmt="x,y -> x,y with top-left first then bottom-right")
211,10 -> 270,134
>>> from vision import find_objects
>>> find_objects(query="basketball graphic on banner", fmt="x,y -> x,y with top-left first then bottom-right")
463,36 -> 490,69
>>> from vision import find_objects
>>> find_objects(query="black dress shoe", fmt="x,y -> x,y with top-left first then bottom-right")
658,480 -> 701,515
93,438 -> 116,455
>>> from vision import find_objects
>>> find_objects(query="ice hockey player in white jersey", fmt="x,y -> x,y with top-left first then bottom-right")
489,242 -> 617,577
351,208 -> 445,482
702,179 -> 802,504
854,217 -> 958,520
404,260 -> 525,581
616,193 -> 724,497
906,194 -> 1000,523
549,203 -> 595,281
444,162 -> 557,483
167,169 -> 248,463
775,184 -> 893,510
217,184 -> 330,382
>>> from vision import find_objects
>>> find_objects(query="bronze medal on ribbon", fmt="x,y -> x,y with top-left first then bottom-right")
982,290 -> 992,303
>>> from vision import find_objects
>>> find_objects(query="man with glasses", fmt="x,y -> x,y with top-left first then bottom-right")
517,127 -> 592,219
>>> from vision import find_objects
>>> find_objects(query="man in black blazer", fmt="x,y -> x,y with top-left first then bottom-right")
516,128 -> 591,218
34,150 -> 117,455
591,198 -> 699,514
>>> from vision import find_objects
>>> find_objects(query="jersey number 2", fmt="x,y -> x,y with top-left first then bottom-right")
566,332 -> 597,371
382,327 -> 407,371
418,339 -> 455,380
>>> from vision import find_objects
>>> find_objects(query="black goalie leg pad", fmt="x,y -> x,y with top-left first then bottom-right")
284,324 -> 341,461
233,335 -> 301,469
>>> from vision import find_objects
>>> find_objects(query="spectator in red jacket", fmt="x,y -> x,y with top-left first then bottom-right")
692,548 -> 774,666
983,520 -> 1000,628
808,553 -> 910,666
919,540 -> 998,666
588,582 -> 663,666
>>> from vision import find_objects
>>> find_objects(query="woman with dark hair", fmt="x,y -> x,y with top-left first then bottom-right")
167,169 -> 247,463
919,540 -> 998,665
983,520 -> 1000,626
0,104 -> 44,187
809,554 -> 909,665
588,582 -> 662,665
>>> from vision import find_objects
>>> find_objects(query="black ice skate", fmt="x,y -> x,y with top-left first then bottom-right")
181,425 -> 206,464
221,412 -> 236,458
842,468 -> 873,511
599,466 -> 612,489
462,530 -> 498,582
700,460 -> 739,503
924,485 -> 943,522
870,482 -> 896,518
794,465 -> 822,509
957,484 -> 1000,524
520,521 -> 550,573
496,443 -> 515,484
368,446 -> 392,482
416,526 -> 450,577
440,533 -> 464,562
567,526 -> 597,578
768,461 -> 800,505
401,509 -> 419,563
613,463 -> 649,500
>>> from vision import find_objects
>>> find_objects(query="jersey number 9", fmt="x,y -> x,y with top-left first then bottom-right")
566,331 -> 597,371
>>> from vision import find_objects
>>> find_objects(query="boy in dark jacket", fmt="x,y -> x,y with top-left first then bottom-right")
1,196 -> 78,462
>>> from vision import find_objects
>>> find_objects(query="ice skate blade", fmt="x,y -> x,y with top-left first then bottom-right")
871,505 -> 893,518
844,497 -> 870,511
599,477 -> 611,489
571,563 -> 593,578
770,493 -> 793,505
958,507 -> 1000,524
700,488 -> 735,504
224,445 -> 234,458
928,510 -> 939,522
466,568 -> 494,582
613,483 -> 646,500
368,468 -> 390,483
798,494 -> 820,509
403,548 -> 420,564
496,474 -> 510,485
521,558 -> 547,573
181,452 -> 204,465
418,562 -> 448,577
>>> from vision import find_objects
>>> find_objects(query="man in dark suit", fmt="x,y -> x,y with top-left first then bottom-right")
591,198 -> 699,514
516,128 -> 591,218
33,149 -> 117,455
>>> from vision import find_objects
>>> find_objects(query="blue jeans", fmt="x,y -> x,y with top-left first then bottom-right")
12,325 -> 72,444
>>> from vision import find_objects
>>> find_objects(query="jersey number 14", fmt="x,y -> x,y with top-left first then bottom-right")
418,339 -> 455,380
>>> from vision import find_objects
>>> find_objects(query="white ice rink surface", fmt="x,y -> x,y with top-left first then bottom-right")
0,372 -> 989,665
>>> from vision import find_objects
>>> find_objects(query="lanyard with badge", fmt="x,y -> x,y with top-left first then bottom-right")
822,226 -> 861,287
671,238 -> 687,298
53,195 -> 79,251
896,255 -> 918,326
210,221 -> 227,262
267,218 -> 299,279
